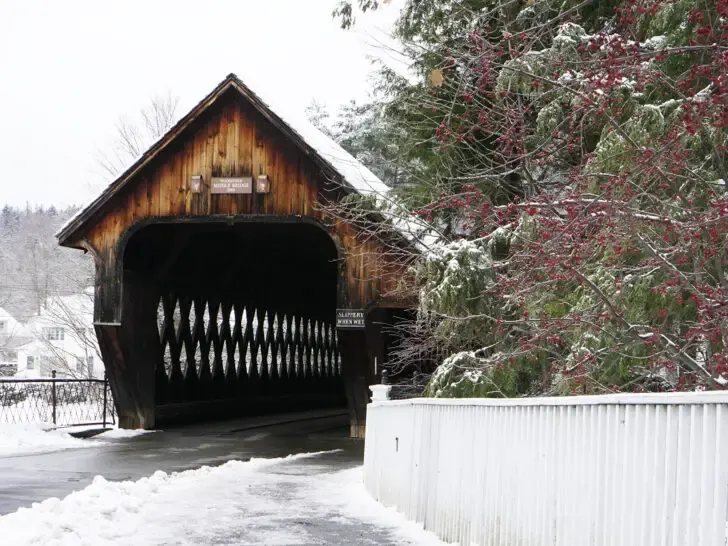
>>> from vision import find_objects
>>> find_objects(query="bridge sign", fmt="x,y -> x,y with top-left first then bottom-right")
336,309 -> 365,329
211,177 -> 253,194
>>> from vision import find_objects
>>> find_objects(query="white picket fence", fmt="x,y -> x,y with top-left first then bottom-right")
363,392 -> 728,546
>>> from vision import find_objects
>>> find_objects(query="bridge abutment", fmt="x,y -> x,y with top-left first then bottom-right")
95,269 -> 158,429
339,329 -> 374,438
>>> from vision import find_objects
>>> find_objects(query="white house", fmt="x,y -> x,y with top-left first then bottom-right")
14,289 -> 103,379
0,306 -> 31,376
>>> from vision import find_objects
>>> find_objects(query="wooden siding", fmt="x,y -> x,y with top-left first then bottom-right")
67,92 -> 405,312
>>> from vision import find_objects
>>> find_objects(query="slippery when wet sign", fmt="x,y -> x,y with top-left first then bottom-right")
336,309 -> 365,329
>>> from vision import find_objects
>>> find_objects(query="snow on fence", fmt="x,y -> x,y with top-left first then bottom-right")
0,374 -> 115,428
363,392 -> 728,546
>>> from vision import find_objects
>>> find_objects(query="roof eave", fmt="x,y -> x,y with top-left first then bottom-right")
57,76 -> 241,246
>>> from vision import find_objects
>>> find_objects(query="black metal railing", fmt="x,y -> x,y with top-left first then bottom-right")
379,368 -> 430,400
0,371 -> 115,429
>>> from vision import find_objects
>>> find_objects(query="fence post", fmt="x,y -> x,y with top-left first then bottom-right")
51,370 -> 57,426
369,383 -> 392,402
102,371 -> 108,429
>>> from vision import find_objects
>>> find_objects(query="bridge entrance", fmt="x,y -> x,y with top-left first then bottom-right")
56,74 -> 415,436
125,218 -> 345,425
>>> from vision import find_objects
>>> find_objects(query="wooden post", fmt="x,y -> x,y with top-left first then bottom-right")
365,308 -> 388,383
96,269 -> 159,429
338,329 -> 373,438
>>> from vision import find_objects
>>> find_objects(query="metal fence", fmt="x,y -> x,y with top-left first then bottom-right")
380,369 -> 428,400
0,371 -> 115,428
364,392 -> 728,546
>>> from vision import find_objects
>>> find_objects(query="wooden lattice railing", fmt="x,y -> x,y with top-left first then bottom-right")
155,292 -> 341,404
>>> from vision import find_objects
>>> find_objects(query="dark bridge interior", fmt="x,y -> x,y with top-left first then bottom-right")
123,220 -> 346,425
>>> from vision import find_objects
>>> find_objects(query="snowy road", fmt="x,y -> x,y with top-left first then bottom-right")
0,410 -> 353,514
0,412 -> 447,545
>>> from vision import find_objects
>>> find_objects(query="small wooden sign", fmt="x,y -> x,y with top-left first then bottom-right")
256,174 -> 270,194
211,177 -> 253,194
336,309 -> 365,329
190,175 -> 203,193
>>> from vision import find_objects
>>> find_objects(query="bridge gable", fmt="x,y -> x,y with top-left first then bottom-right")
77,90 -> 341,255
59,75 -> 384,246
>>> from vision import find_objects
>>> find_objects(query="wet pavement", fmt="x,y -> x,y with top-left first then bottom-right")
0,409 -> 360,516
0,409 -> 445,545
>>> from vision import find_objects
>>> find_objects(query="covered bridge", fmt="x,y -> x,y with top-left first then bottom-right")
56,74 -> 418,437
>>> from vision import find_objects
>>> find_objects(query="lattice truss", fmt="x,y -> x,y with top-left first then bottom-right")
156,293 -> 342,402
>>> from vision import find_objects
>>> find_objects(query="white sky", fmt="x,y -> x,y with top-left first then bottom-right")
0,0 -> 407,208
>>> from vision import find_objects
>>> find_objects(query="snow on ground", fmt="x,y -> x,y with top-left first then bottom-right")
315,466 -> 450,545
0,424 -> 103,457
0,451 -> 449,546
95,428 -> 155,439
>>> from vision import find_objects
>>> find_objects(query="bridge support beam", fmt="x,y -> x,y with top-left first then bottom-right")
95,270 -> 158,429
339,329 -> 374,438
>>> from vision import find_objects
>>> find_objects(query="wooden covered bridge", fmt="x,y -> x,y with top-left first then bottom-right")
56,74 -> 417,437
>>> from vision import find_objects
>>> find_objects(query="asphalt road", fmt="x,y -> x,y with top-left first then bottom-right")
0,410 -> 359,516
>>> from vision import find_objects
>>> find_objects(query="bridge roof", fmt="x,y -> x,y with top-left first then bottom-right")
56,73 -> 395,246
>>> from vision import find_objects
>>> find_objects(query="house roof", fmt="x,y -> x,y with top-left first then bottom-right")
0,307 -> 17,320
0,307 -> 30,338
56,73 -> 394,246
0,335 -> 33,351
7,336 -> 37,351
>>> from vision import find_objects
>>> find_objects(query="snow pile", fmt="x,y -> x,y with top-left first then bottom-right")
315,467 -> 448,545
96,428 -> 155,439
0,424 -> 100,457
0,451 -> 448,545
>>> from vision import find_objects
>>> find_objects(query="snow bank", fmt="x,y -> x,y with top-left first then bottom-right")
0,451 -> 448,545
0,424 -> 100,457
96,428 -> 155,439
313,467 -> 448,546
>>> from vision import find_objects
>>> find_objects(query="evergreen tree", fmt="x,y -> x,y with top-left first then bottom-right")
334,0 -> 728,396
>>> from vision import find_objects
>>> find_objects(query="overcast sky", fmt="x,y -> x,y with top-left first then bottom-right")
0,0 -> 406,208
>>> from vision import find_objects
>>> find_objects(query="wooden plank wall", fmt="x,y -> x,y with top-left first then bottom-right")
74,93 -> 406,309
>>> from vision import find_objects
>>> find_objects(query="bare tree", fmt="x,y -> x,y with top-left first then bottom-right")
0,326 -> 28,377
95,92 -> 179,180
34,292 -> 101,379
0,208 -> 97,377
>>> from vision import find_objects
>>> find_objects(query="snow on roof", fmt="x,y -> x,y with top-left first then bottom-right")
251,87 -> 391,198
11,337 -> 43,351
0,307 -> 32,339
